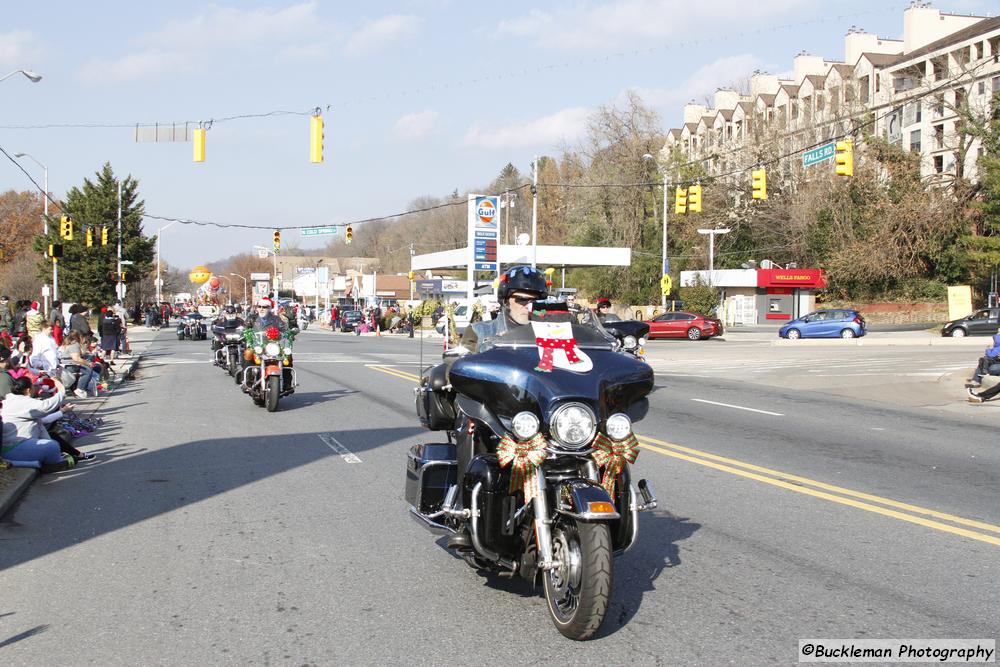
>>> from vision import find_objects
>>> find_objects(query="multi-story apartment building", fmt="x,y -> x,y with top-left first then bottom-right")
662,2 -> 1000,183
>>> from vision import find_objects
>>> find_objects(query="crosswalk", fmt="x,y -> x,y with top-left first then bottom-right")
644,354 -> 972,379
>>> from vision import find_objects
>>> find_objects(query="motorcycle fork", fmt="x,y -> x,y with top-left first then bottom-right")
532,467 -> 557,571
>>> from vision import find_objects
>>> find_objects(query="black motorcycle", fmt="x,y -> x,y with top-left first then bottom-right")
597,316 -> 649,361
176,312 -> 207,341
407,312 -> 658,640
212,323 -> 246,378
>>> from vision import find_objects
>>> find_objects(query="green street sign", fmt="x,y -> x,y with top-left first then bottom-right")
300,226 -> 338,236
802,142 -> 836,167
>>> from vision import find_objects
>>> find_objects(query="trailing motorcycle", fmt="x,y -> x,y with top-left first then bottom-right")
407,311 -> 657,640
593,314 -> 649,361
176,312 -> 207,341
212,323 -> 246,378
240,327 -> 297,411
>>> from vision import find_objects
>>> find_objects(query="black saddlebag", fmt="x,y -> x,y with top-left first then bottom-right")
416,363 -> 457,430
405,443 -> 457,515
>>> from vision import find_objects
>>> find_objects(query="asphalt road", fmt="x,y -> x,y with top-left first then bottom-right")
1,328 -> 996,665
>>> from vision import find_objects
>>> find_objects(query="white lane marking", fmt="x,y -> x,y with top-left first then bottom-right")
317,433 -> 362,464
690,398 -> 784,416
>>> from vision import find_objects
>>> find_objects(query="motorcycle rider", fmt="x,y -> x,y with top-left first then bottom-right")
966,332 -> 1000,403
447,265 -> 548,549
248,297 -> 288,333
211,305 -> 246,365
594,297 -> 613,324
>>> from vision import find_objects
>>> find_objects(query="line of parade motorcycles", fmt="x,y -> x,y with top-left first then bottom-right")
175,307 -> 298,411
405,271 -> 657,641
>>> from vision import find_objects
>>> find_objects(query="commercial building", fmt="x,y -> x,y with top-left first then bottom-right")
681,267 -> 828,325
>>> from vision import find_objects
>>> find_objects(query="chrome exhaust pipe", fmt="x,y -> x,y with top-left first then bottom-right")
637,478 -> 658,511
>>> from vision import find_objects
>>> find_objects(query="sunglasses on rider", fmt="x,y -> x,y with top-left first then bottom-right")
510,295 -> 536,305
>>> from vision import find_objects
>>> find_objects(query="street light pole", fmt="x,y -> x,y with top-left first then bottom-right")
156,220 -> 179,304
697,228 -> 732,285
0,69 -> 42,84
314,259 -> 324,315
230,273 -> 248,308
14,152 -> 53,309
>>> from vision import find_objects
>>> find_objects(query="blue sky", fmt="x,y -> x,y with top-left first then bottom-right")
1,0 -> 995,269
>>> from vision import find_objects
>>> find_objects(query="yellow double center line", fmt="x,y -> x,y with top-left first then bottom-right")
368,364 -> 1000,547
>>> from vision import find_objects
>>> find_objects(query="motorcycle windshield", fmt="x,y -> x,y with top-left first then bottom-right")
449,319 -> 653,422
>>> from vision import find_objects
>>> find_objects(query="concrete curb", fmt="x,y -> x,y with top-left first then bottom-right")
770,337 -> 986,347
0,467 -> 38,519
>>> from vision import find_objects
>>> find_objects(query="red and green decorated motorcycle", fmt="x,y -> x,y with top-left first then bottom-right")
241,327 -> 297,412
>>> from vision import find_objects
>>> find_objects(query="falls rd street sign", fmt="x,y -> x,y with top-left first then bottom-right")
300,226 -> 338,236
802,142 -> 836,167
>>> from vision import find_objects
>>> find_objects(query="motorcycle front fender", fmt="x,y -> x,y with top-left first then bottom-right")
552,478 -> 621,521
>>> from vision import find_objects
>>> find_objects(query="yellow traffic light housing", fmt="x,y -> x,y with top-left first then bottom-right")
273,229 -> 281,253
310,115 -> 324,163
674,187 -> 687,215
751,168 -> 767,200
345,225 -> 353,245
407,271 -> 414,280
86,227 -> 94,247
687,184 -> 703,213
59,215 -> 73,240
193,127 -> 206,162
48,243 -> 63,258
101,227 -> 109,246
835,139 -> 853,177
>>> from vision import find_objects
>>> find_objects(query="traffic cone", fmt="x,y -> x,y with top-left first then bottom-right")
376,324 -> 381,337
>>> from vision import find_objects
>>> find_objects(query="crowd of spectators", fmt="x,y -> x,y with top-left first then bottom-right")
0,295 -> 128,472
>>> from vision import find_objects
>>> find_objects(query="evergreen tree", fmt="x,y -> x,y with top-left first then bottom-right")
33,163 -> 155,306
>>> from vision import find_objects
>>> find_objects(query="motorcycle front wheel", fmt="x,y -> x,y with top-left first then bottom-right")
265,375 -> 280,412
543,518 -> 612,641
229,353 -> 239,377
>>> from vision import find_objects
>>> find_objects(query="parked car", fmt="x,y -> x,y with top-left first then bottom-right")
941,307 -> 1000,337
779,309 -> 866,339
339,310 -> 363,332
643,311 -> 722,340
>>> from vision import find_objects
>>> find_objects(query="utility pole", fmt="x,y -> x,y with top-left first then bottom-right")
662,172 -> 669,311
531,156 -> 538,268
116,180 -> 123,302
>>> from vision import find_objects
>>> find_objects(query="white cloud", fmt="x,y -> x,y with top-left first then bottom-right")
630,53 -> 763,110
0,30 -> 42,69
78,48 -> 195,86
391,110 -> 440,141
462,107 -> 590,150
277,43 -> 333,63
344,14 -> 422,57
78,3 -> 329,85
499,0 -> 811,50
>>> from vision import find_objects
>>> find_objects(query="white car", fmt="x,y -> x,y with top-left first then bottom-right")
436,304 -> 472,336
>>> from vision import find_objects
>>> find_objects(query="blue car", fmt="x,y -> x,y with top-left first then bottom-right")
778,309 -> 866,339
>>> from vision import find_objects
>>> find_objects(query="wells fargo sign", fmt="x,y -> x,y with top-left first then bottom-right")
756,268 -> 826,288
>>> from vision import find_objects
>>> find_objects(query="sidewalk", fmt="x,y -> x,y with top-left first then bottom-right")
0,327 -> 158,519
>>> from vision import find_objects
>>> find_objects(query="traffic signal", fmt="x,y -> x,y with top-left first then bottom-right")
48,243 -> 62,258
121,271 -> 127,282
751,168 -> 767,200
193,127 -> 206,162
310,115 -> 324,163
273,229 -> 281,252
59,215 -> 73,240
674,187 -> 687,215
101,227 -> 109,246
407,271 -> 414,280
687,184 -> 703,213
835,139 -> 853,177
86,227 -> 94,247
345,225 -> 353,245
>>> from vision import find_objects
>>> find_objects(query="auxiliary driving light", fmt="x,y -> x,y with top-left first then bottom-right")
511,411 -> 540,440
605,413 -> 632,440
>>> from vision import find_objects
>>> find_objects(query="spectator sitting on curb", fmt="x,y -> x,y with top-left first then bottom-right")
28,321 -> 61,377
1,376 -> 92,469
0,346 -> 14,398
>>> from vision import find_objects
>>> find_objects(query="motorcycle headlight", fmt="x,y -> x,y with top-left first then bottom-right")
638,336 -> 647,346
605,413 -> 632,441
550,402 -> 596,450
511,411 -> 540,440
623,335 -> 637,350
282,347 -> 292,355
253,345 -> 264,354
265,342 -> 281,356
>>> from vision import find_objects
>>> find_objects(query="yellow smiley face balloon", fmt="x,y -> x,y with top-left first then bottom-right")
188,266 -> 212,285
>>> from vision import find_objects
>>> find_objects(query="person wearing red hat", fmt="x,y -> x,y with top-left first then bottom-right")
595,298 -> 612,324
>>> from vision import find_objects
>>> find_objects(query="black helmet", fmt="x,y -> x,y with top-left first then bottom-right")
224,305 -> 237,315
497,265 -> 548,302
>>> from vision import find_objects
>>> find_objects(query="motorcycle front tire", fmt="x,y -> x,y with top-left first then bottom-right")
543,518 -> 612,641
229,353 -> 239,377
265,375 -> 280,412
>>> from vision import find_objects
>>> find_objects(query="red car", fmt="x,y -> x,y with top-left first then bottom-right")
644,311 -> 722,340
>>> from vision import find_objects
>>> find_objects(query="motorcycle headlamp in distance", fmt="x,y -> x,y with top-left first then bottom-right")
282,347 -> 292,355
264,342 -> 281,356
226,334 -> 241,341
253,345 -> 264,354
550,402 -> 596,450
623,335 -> 638,350
605,413 -> 632,441
511,411 -> 540,440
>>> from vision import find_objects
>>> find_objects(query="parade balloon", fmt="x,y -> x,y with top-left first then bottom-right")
208,276 -> 221,290
189,266 -> 211,284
